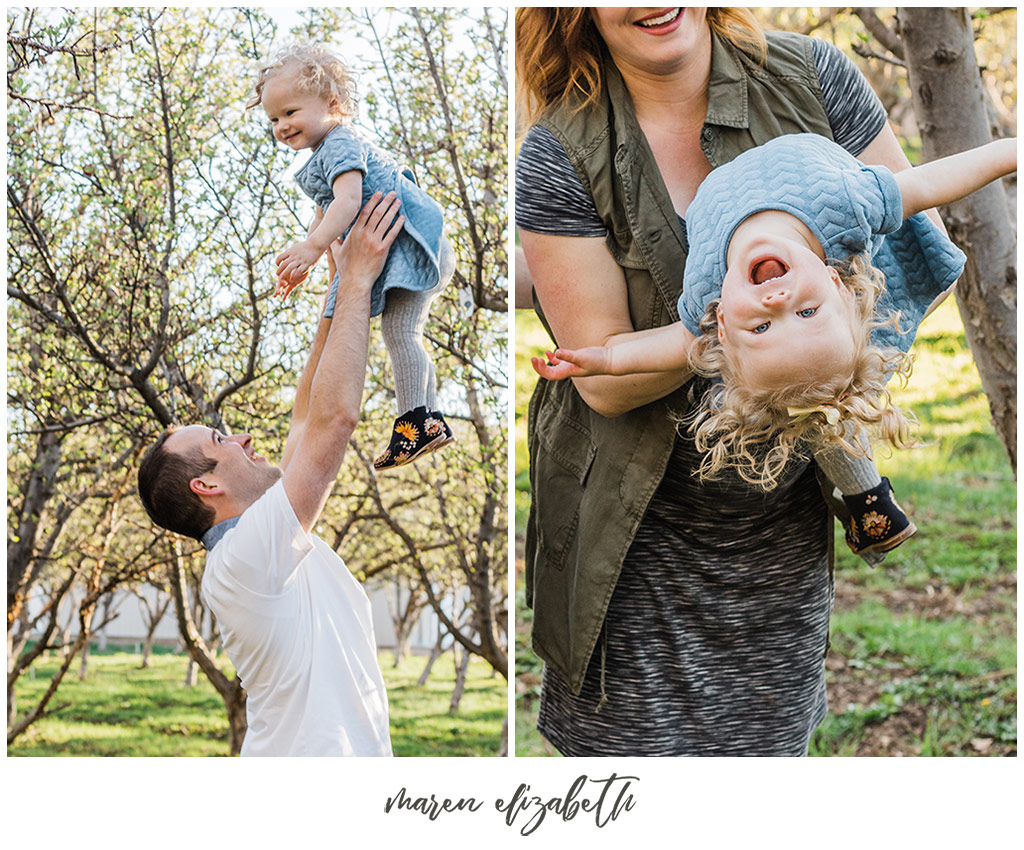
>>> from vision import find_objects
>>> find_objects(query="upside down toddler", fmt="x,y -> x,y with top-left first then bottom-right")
533,133 -> 1016,562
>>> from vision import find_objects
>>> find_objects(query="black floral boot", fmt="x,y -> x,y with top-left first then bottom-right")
374,406 -> 447,471
842,477 -> 917,557
423,408 -> 455,454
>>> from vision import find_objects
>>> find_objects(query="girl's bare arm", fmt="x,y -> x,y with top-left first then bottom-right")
532,322 -> 695,381
276,171 -> 364,293
897,138 -> 1016,219
520,229 -> 693,417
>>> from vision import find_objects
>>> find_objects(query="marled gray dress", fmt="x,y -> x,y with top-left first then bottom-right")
517,39 -> 883,756
536,403 -> 832,756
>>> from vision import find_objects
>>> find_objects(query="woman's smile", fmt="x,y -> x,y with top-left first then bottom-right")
633,8 -> 684,33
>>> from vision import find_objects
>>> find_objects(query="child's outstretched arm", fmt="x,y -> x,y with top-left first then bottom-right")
532,322 -> 695,381
896,138 -> 1016,219
276,171 -> 364,297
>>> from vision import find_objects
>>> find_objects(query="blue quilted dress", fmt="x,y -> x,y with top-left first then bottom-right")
294,124 -> 446,318
677,134 -> 965,352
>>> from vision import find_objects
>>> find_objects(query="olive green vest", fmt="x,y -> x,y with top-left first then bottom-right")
525,30 -> 836,694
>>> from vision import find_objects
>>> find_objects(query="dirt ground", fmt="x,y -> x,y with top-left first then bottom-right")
826,576 -> 1017,757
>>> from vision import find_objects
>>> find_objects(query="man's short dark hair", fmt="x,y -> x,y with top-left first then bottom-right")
138,425 -> 217,541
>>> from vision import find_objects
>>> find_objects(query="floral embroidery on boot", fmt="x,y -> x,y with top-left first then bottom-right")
841,477 -> 917,556
423,409 -> 455,454
374,406 -> 447,471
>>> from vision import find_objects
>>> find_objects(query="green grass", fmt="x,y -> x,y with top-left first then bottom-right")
514,298 -> 1016,757
8,648 -> 506,757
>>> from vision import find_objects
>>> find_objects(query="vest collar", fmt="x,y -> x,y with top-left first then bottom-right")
201,516 -> 240,551
704,29 -> 750,130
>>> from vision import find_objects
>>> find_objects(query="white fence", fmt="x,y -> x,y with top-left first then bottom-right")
26,579 -> 453,653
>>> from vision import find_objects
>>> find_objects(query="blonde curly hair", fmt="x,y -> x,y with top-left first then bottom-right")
683,255 -> 917,490
247,43 -> 358,122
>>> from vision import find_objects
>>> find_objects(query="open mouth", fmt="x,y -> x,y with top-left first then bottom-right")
635,8 -> 683,29
750,257 -> 789,285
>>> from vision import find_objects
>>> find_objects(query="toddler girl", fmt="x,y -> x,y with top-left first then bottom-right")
533,133 -> 1015,561
250,44 -> 456,470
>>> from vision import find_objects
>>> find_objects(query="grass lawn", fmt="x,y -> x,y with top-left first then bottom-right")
514,298 -> 1016,757
8,647 -> 506,757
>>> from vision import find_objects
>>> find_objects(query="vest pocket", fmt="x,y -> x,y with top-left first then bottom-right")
532,407 -> 596,572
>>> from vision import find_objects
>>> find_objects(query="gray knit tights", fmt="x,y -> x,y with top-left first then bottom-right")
813,421 -> 881,496
381,236 -> 455,414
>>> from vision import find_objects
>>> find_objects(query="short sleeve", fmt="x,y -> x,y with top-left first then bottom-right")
811,38 -> 888,156
515,125 -> 607,237
212,481 -> 314,599
316,128 -> 369,186
835,162 -> 904,257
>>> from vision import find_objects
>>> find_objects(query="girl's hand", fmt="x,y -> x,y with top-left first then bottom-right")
275,240 -> 324,296
531,347 -> 614,380
276,267 -> 311,300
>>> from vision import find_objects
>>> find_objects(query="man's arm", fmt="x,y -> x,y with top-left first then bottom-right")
896,138 -> 1016,219
282,192 -> 403,532
281,253 -> 335,472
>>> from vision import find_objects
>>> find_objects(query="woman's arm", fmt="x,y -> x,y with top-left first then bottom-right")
896,138 -> 1016,219
514,243 -> 533,310
520,229 -> 693,417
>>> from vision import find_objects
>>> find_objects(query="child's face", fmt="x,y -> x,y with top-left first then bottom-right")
261,66 -> 337,151
717,234 -> 857,390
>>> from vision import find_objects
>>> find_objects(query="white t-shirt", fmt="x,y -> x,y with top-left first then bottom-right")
201,480 -> 392,757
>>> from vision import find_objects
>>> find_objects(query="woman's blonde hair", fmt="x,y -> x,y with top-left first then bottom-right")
684,255 -> 916,490
247,43 -> 358,122
515,7 -> 767,127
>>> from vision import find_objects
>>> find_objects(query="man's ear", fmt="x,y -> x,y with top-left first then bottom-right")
189,476 -> 224,498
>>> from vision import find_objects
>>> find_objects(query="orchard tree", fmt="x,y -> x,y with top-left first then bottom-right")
897,7 -> 1016,471
8,6 -> 508,754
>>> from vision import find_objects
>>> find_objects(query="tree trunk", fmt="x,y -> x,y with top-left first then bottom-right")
498,714 -> 508,757
184,657 -> 197,688
7,632 -> 17,728
417,624 -> 447,686
168,540 -> 246,755
140,622 -> 158,669
448,645 -> 471,715
899,7 -> 1017,472
78,640 -> 91,680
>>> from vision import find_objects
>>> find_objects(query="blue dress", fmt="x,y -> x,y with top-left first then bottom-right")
677,134 -> 966,353
294,124 -> 446,318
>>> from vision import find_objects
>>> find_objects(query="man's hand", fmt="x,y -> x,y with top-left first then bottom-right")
329,191 -> 403,288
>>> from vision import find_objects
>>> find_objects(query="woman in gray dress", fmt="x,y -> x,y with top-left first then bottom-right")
515,7 -> 940,756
